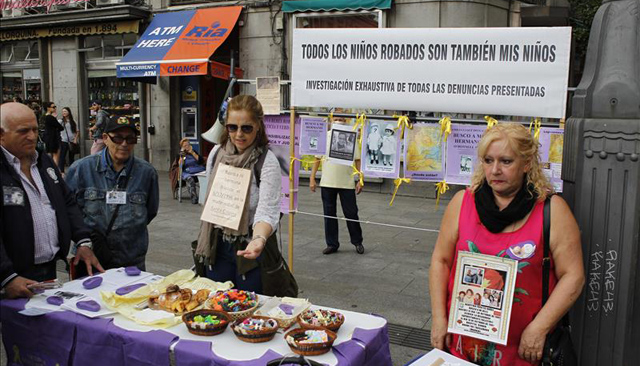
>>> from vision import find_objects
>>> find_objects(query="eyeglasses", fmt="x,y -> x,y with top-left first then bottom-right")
107,134 -> 137,145
226,124 -> 254,134
51,105 -> 57,109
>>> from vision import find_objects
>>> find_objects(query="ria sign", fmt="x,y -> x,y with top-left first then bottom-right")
1,0 -> 89,13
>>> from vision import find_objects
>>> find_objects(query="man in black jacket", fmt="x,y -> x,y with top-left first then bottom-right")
1,102 -> 102,298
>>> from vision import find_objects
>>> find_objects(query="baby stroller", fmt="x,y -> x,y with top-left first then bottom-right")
266,356 -> 324,366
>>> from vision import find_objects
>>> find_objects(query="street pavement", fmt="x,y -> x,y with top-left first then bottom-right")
146,174 -> 447,365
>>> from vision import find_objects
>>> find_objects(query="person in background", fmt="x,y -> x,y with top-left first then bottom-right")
66,116 -> 158,272
309,117 -> 365,255
41,102 -> 63,166
195,95 -> 282,294
1,102 -> 101,299
429,123 -> 584,365
89,100 -> 109,155
58,107 -> 78,173
170,138 -> 205,204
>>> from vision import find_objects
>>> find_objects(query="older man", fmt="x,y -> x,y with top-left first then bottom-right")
66,116 -> 159,272
0,103 -> 102,298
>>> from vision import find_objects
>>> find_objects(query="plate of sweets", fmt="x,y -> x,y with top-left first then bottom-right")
230,315 -> 279,343
182,309 -> 230,336
148,284 -> 210,314
298,309 -> 345,332
206,289 -> 259,321
285,328 -> 337,356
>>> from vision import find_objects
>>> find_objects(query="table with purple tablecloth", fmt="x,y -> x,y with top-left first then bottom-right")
1,295 -> 392,366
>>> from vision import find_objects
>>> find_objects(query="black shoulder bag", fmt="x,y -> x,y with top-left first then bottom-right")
542,197 -> 578,366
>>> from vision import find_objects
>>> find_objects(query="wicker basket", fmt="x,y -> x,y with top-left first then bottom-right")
230,315 -> 279,343
285,328 -> 337,356
297,309 -> 345,332
205,297 -> 259,321
182,310 -> 230,336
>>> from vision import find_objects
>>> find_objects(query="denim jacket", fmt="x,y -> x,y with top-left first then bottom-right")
65,149 -> 159,268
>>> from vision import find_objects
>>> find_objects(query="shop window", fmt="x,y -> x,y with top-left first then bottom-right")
103,34 -> 122,58
26,41 -> 39,60
0,44 -> 12,63
84,34 -> 138,59
87,70 -> 140,139
1,72 -> 23,103
85,36 -> 103,59
0,41 -> 40,63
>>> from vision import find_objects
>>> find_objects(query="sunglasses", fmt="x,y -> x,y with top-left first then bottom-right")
51,105 -> 57,109
226,124 -> 254,134
107,134 -> 137,145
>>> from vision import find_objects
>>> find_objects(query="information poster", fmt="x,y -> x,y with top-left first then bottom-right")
264,115 -> 300,213
299,116 -> 328,155
448,252 -> 518,345
256,76 -> 281,115
445,124 -> 486,185
361,119 -> 401,178
201,164 -> 251,230
403,123 -> 445,181
328,124 -> 357,166
538,127 -> 564,193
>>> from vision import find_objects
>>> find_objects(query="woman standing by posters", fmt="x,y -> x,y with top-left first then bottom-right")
41,102 -> 63,166
58,107 -> 78,172
429,124 -> 584,365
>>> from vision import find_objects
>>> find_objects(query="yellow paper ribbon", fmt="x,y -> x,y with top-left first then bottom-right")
529,117 -> 542,142
393,115 -> 412,139
389,178 -> 411,206
351,164 -> 364,187
484,115 -> 498,130
353,113 -> 367,148
435,180 -> 450,208
439,116 -> 452,144
289,157 -> 302,181
328,111 -> 333,122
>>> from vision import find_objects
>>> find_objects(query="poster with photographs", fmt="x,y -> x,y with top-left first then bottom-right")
361,119 -> 401,178
538,127 -> 564,193
264,115 -> 300,213
403,123 -> 445,181
299,116 -> 327,156
328,123 -> 357,166
445,124 -> 486,185
448,252 -> 518,345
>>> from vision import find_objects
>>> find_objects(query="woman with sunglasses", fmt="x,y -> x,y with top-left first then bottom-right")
41,101 -> 64,166
195,95 -> 291,296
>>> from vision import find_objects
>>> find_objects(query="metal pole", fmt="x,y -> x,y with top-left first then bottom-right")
288,108 -> 296,273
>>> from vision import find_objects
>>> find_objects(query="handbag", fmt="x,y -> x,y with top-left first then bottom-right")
541,197 -> 578,366
64,123 -> 80,155
260,232 -> 298,298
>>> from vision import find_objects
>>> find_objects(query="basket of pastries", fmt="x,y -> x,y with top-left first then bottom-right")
230,315 -> 279,343
206,289 -> 259,321
148,285 -> 210,314
297,309 -> 345,332
182,309 -> 230,336
285,327 -> 337,356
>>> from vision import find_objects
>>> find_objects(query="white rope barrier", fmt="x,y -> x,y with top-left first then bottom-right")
292,210 -> 441,233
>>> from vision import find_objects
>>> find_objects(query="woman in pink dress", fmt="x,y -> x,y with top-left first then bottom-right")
429,123 -> 584,365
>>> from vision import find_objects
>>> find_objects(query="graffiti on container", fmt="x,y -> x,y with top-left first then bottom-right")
603,250 -> 617,313
587,250 -> 602,312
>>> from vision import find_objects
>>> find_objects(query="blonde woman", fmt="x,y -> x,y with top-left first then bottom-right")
429,123 -> 584,365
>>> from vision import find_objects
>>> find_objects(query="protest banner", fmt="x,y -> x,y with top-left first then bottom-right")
264,115 -> 300,213
292,27 -> 571,118
361,119 -> 401,179
403,123 -> 446,181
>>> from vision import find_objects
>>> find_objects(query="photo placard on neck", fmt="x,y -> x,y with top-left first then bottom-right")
201,164 -> 252,230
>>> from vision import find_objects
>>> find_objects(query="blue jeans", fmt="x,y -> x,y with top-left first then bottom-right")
320,187 -> 363,249
205,235 -> 263,294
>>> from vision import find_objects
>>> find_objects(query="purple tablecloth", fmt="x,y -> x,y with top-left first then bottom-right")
1,299 -> 392,366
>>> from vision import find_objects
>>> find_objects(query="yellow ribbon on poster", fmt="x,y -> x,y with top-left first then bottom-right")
351,164 -> 365,187
389,178 -> 411,206
289,157 -> 303,181
484,116 -> 498,130
529,117 -> 542,142
353,113 -> 367,148
439,116 -> 452,144
435,180 -> 450,208
393,115 -> 412,139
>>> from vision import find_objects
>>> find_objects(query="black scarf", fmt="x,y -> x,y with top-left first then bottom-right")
474,178 -> 538,233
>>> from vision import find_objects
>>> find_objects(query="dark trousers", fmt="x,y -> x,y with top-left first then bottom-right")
320,187 -> 363,249
205,235 -> 262,294
21,260 -> 57,282
58,142 -> 75,172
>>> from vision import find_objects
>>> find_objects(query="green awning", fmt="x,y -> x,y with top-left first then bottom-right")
282,0 -> 392,13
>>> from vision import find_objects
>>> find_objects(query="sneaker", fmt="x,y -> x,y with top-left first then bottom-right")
323,246 -> 338,255
355,244 -> 365,254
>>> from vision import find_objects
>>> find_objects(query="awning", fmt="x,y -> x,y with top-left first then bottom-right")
116,7 -> 242,78
282,0 -> 392,13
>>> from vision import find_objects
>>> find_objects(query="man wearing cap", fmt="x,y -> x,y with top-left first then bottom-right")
66,116 -> 159,271
89,100 -> 109,155
1,102 -> 102,299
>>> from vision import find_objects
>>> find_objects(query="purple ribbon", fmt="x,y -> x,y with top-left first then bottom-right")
174,339 -> 214,366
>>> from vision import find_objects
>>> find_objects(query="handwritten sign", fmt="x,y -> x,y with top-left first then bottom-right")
200,164 -> 251,230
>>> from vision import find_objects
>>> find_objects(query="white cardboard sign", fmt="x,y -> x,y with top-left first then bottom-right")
201,164 -> 251,230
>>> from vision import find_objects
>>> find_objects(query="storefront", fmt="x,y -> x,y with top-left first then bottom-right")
1,40 -> 41,106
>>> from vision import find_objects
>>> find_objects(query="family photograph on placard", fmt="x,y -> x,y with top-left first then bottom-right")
361,119 -> 401,178
328,124 -> 357,165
